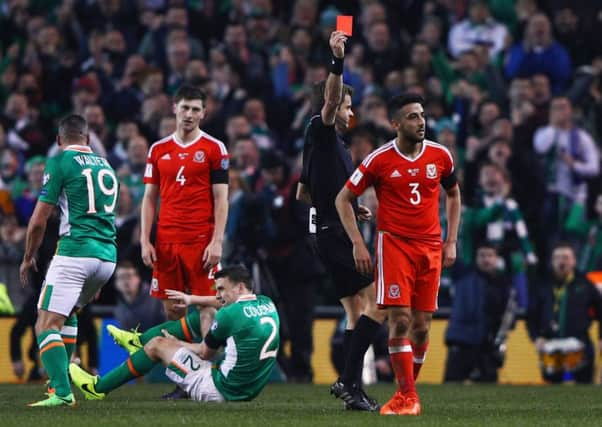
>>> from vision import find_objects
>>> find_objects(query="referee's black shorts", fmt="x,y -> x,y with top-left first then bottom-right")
315,226 -> 373,299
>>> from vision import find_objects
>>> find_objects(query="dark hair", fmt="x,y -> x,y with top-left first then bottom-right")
552,241 -> 575,254
173,84 -> 207,104
311,81 -> 354,115
387,93 -> 425,120
214,265 -> 253,290
58,114 -> 88,142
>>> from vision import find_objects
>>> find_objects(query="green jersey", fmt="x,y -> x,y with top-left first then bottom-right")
205,294 -> 280,401
39,145 -> 117,262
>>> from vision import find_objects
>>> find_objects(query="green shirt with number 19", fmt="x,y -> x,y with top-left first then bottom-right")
39,145 -> 118,262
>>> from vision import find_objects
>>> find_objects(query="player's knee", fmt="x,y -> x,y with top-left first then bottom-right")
388,311 -> 411,337
34,313 -> 63,335
412,326 -> 429,344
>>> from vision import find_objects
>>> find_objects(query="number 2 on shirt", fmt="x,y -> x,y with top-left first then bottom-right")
176,166 -> 186,186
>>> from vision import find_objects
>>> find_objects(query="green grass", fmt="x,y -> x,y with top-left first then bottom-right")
1,383 -> 602,426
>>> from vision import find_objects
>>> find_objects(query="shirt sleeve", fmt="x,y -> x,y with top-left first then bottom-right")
209,142 -> 230,184
143,145 -> 159,185
345,159 -> 376,197
203,308 -> 231,349
38,157 -> 63,205
440,146 -> 458,189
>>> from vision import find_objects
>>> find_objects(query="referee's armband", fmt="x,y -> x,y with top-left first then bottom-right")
441,171 -> 458,190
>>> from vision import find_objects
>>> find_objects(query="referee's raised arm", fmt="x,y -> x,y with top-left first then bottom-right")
321,31 -> 347,126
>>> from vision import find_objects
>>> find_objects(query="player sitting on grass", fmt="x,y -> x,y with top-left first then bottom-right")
70,265 -> 280,402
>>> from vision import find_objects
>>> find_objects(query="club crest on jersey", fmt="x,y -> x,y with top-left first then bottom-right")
426,164 -> 437,179
42,173 -> 50,185
389,284 -> 400,299
193,150 -> 205,163
151,278 -> 159,291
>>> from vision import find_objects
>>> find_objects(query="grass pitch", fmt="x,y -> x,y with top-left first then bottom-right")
1,383 -> 601,427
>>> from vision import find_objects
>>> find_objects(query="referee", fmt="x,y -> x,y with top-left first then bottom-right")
297,31 -> 382,412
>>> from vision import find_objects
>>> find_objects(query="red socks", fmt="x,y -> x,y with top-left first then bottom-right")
388,338 -> 415,394
411,340 -> 428,380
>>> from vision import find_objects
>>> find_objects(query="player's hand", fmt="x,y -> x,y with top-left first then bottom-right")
442,240 -> 457,268
353,242 -> 373,276
161,329 -> 177,342
141,241 -> 157,268
165,289 -> 191,308
19,257 -> 37,287
203,239 -> 222,270
329,31 -> 347,59
357,205 -> 372,221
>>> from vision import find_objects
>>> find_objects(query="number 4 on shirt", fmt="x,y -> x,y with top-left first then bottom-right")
176,166 -> 186,186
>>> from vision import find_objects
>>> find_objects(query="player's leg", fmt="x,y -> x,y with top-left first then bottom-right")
151,242 -> 186,320
377,233 -> 421,416
107,305 -> 204,355
160,345 -> 224,402
61,313 -> 78,362
410,241 -> 442,381
71,335 -> 164,399
409,310 -> 432,381
29,255 -> 90,406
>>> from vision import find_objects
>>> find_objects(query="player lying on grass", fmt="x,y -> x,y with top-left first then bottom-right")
70,265 -> 280,402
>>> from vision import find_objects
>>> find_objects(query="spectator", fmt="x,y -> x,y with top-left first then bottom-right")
113,261 -> 164,332
444,244 -> 512,383
527,243 -> 602,384
533,96 -> 599,250
505,13 -> 572,94
448,0 -> 508,60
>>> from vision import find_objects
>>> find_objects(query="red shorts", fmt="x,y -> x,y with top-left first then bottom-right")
375,232 -> 442,311
150,238 -> 217,299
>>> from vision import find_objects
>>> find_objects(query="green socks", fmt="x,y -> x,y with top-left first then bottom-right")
61,314 -> 78,361
95,349 -> 155,393
37,329 -> 71,397
140,307 -> 201,345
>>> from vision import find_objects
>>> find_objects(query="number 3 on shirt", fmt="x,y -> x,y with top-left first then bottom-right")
409,182 -> 421,205
259,316 -> 278,360
176,166 -> 186,186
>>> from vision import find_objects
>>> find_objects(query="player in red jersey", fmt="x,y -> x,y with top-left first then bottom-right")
336,93 -> 461,416
141,84 -> 229,321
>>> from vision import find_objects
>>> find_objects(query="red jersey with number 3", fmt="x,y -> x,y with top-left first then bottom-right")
144,131 -> 229,243
346,139 -> 454,241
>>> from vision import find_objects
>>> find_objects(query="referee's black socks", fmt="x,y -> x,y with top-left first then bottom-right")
341,315 -> 381,386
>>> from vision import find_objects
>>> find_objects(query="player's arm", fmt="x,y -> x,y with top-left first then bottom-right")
443,183 -> 461,268
20,201 -> 54,286
140,183 -> 159,267
165,289 -> 224,309
336,186 -> 372,275
204,183 -> 228,270
296,182 -> 312,204
321,31 -> 347,126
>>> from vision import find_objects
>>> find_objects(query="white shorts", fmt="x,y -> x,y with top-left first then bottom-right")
37,255 -> 116,317
165,348 -> 224,402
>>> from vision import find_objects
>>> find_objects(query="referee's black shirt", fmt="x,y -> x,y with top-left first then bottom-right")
300,115 -> 359,230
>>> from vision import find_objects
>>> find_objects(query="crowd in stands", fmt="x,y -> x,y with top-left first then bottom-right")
1,0 -> 601,383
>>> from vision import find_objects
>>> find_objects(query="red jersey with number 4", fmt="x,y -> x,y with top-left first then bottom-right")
144,131 -> 229,243
346,139 -> 454,241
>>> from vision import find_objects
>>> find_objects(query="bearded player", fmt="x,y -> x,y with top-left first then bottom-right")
336,93 -> 461,416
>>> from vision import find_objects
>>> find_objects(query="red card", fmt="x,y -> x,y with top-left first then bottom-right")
336,15 -> 353,36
